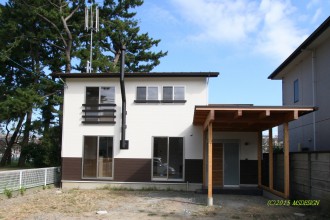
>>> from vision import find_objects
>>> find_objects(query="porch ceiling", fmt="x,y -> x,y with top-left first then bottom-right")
193,105 -> 316,132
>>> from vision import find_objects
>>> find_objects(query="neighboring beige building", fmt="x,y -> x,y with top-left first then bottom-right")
269,16 -> 330,152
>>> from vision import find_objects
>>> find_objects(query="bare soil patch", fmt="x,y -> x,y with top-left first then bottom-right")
0,186 -> 328,219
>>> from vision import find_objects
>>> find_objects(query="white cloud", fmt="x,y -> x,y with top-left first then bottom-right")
172,0 -> 261,42
311,8 -> 322,23
255,0 -> 308,61
307,0 -> 320,10
171,0 -> 311,61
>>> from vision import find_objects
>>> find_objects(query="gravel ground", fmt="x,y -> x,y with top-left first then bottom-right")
0,186 -> 328,219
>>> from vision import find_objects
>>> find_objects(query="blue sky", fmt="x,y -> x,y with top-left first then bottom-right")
1,0 -> 329,105
134,0 -> 330,105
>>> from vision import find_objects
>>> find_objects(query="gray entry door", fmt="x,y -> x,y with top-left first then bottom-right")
224,143 -> 240,186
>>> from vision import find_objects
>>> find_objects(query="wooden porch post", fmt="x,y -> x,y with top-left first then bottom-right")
207,123 -> 213,206
203,130 -> 206,188
283,122 -> 290,198
269,128 -> 274,190
257,131 -> 262,187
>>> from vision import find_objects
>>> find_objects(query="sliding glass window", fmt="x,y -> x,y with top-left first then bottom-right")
152,137 -> 183,181
82,136 -> 113,179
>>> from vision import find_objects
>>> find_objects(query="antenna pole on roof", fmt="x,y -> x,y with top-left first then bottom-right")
85,1 -> 99,73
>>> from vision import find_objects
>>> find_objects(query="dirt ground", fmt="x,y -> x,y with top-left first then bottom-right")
0,186 -> 328,220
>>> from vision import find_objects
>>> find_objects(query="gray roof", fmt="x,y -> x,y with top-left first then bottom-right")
268,16 -> 330,79
53,72 -> 219,79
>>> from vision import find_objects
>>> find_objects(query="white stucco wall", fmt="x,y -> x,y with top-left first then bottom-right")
61,77 -> 208,160
213,132 -> 258,160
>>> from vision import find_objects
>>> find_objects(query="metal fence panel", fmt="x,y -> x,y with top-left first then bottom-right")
0,167 -> 60,193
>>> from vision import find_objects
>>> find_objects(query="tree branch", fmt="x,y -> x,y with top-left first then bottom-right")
37,12 -> 68,47
64,4 -> 80,22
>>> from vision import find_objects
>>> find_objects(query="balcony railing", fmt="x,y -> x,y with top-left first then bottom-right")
82,103 -> 116,124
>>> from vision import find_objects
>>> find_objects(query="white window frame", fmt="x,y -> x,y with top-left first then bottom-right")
136,86 -> 159,101
162,86 -> 185,101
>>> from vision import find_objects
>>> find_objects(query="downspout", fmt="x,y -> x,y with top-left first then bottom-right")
120,45 -> 127,149
311,50 -> 316,151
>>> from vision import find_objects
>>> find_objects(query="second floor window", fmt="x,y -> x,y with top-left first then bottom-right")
134,85 -> 186,103
83,87 -> 116,124
163,86 -> 185,101
136,86 -> 158,101
86,87 -> 115,104
294,79 -> 299,103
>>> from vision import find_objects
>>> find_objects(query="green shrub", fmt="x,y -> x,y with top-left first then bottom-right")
4,188 -> 13,199
20,187 -> 26,196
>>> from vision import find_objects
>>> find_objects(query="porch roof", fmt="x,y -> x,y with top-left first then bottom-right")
193,104 -> 316,132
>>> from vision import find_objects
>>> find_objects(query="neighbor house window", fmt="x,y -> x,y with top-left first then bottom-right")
162,86 -> 185,102
135,86 -> 159,102
152,137 -> 184,181
294,79 -> 299,103
83,87 -> 116,123
83,136 -> 113,179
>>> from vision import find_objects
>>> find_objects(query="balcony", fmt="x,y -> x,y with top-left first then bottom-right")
82,103 -> 116,124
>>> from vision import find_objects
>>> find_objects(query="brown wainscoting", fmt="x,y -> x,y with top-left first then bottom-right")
185,159 -> 203,183
62,157 -> 82,181
114,158 -> 151,182
240,160 -> 258,184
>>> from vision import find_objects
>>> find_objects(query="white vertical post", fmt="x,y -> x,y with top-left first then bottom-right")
44,168 -> 47,186
19,170 -> 23,189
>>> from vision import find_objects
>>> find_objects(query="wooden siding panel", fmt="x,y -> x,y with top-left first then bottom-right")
114,158 -> 151,182
62,157 -> 82,181
213,143 -> 223,187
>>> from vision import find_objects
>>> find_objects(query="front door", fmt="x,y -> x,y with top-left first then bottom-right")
224,143 -> 240,186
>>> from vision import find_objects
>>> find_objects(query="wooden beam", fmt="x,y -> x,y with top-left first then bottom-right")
285,110 -> 299,121
259,110 -> 270,119
203,130 -> 206,188
257,131 -> 262,187
283,122 -> 290,198
269,128 -> 274,190
207,123 -> 213,206
260,184 -> 285,198
234,110 -> 242,119
203,110 -> 215,131
294,110 -> 299,120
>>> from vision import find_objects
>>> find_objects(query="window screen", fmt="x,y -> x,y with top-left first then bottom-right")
174,87 -> 185,100
163,86 -> 173,100
148,87 -> 158,100
137,87 -> 147,100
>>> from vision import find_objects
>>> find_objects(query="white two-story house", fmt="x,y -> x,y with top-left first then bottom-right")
55,71 -> 314,204
58,72 -> 218,189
